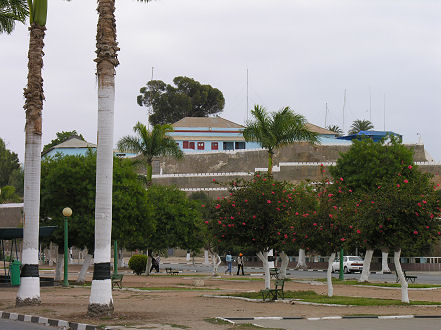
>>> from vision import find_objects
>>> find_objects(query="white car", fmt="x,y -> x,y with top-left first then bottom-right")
332,256 -> 364,273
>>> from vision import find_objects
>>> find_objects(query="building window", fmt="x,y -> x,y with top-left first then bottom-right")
211,142 -> 218,150
197,142 -> 205,150
223,142 -> 234,150
235,142 -> 245,149
189,142 -> 195,149
183,141 -> 189,149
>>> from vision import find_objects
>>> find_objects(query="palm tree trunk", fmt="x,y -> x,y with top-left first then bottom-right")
267,151 -> 273,176
16,22 -> 46,307
146,160 -> 153,186
88,0 -> 119,317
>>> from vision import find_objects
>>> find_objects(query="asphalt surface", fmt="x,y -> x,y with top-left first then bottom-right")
0,319 -> 50,330
233,317 -> 441,330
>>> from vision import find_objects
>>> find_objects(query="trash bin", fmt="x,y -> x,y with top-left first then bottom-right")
10,260 -> 21,286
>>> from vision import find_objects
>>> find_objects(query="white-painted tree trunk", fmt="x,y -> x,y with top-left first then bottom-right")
77,254 -> 93,284
359,249 -> 374,282
186,251 -> 191,261
48,242 -> 53,266
279,251 -> 289,279
327,252 -> 336,297
267,249 -> 275,268
204,249 -> 209,265
17,133 -> 41,305
88,77 -> 114,313
211,252 -> 222,275
55,253 -> 63,281
394,250 -> 409,303
381,251 -> 392,274
145,250 -> 151,275
296,248 -> 307,269
118,249 -> 124,268
257,251 -> 270,289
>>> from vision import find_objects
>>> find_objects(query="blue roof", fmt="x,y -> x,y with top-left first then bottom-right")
337,131 -> 401,142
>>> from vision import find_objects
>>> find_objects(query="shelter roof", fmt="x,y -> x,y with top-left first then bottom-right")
0,226 -> 56,240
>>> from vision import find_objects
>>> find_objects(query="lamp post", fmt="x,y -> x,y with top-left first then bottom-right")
62,207 -> 72,287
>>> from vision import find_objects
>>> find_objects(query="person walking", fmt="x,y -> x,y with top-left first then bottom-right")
225,252 -> 232,275
236,253 -> 245,275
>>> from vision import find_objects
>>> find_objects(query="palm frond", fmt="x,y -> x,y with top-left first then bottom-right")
0,0 -> 28,34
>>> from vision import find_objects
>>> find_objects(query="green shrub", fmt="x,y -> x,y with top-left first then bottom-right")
128,254 -> 147,275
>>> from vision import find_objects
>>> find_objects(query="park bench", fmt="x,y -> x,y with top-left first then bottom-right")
269,267 -> 279,279
395,269 -> 417,283
111,273 -> 124,289
165,267 -> 179,275
261,278 -> 285,301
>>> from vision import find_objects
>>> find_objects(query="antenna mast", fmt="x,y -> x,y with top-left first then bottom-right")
342,89 -> 347,132
246,67 -> 249,121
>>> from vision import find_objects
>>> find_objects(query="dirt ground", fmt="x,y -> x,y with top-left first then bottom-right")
1,265 -> 441,329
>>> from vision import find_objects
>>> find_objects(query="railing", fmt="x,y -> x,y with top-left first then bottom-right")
153,172 -> 252,178
180,187 -> 228,191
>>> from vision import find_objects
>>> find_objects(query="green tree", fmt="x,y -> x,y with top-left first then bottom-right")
42,130 -> 85,152
0,0 -> 28,34
207,174 -> 293,288
349,167 -> 441,302
0,185 -> 21,203
330,137 -> 413,192
137,76 -> 225,125
117,122 -> 183,185
40,152 -> 152,278
0,138 -> 20,188
243,105 -> 318,176
330,136 -> 414,281
348,119 -> 374,135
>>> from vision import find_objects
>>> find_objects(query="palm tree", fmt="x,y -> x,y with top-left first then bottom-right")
16,0 -> 46,307
117,122 -> 183,185
327,125 -> 344,137
348,119 -> 374,135
243,105 -> 318,176
0,0 -> 28,34
88,0 -> 151,316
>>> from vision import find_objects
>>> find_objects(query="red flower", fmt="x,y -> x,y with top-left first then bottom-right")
244,199 -> 248,202
349,225 -> 353,229
329,214 -> 333,218
340,238 -> 346,241
313,223 -> 317,226
413,230 -> 418,235
252,215 -> 256,219
340,177 -> 344,181
426,226 -> 430,229
356,229 -> 361,234
397,184 -> 400,188
379,225 -> 383,229
230,216 -> 234,220
218,220 -> 222,224
215,204 -> 221,209
408,165 -> 413,169
201,204 -> 205,207
267,200 -> 271,204
204,221 -> 208,224
242,222 -> 246,226
349,189 -> 352,192
404,179 -> 409,183
212,178 -> 216,182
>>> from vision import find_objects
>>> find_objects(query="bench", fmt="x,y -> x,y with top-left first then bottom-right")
165,267 -> 179,275
269,267 -> 279,279
395,269 -> 417,283
111,273 -> 124,289
261,279 -> 285,301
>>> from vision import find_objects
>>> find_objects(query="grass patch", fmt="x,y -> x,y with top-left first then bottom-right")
229,290 -> 441,306
133,286 -> 219,291
316,278 -> 441,288
205,318 -> 231,325
168,323 -> 190,329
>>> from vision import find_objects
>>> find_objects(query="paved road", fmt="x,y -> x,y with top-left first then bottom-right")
0,319 -> 50,330
234,317 -> 441,329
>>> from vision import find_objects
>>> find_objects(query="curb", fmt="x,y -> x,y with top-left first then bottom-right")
0,311 -> 99,330
220,314 -> 441,323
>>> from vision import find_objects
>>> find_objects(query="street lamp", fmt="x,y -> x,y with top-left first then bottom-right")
62,207 -> 72,287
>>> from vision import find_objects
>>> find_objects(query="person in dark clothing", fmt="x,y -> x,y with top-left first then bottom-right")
236,253 -> 245,275
150,255 -> 160,273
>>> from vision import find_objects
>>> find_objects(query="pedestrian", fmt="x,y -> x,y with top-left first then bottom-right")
236,253 -> 245,275
225,252 -> 232,275
150,255 -> 160,273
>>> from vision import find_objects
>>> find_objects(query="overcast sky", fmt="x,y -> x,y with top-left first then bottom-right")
1,0 -> 441,162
